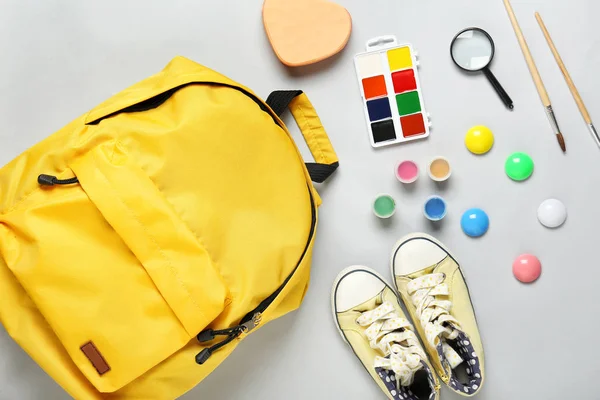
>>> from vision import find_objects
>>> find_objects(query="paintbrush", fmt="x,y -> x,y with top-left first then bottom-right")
502,0 -> 566,152
536,12 -> 600,148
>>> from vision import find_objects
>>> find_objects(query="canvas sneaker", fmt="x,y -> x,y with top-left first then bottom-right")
390,233 -> 485,397
332,266 -> 440,400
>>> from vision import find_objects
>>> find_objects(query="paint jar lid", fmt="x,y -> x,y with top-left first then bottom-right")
461,208 -> 489,237
505,152 -> 534,181
513,254 -> 542,283
537,198 -> 567,228
424,195 -> 447,221
373,194 -> 396,219
465,125 -> 494,154
395,160 -> 419,184
428,157 -> 451,182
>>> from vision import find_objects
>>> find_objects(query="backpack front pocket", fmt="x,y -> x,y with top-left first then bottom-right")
0,141 -> 229,393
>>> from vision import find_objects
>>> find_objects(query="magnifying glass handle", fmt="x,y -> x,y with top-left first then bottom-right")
483,68 -> 514,110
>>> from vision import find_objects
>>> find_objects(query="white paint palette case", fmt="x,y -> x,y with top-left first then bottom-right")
354,36 -> 431,148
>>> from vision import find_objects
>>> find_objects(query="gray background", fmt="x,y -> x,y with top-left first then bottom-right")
1,0 -> 599,399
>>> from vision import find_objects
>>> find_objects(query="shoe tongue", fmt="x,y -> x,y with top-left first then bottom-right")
442,342 -> 464,369
435,322 -> 464,368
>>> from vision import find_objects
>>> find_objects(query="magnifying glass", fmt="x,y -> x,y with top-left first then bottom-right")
451,28 -> 514,110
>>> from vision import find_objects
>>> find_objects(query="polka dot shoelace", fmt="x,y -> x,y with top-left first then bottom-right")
356,302 -> 427,388
407,273 -> 464,367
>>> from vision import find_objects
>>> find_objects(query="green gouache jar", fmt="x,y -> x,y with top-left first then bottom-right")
373,194 -> 396,219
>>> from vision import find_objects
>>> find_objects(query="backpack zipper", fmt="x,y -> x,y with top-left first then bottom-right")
195,188 -> 316,364
191,89 -> 318,363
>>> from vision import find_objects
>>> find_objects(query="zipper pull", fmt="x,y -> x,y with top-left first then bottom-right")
195,328 -> 242,365
194,314 -> 262,365
196,330 -> 216,343
196,326 -> 239,343
38,174 -> 79,186
195,348 -> 214,365
240,312 -> 262,334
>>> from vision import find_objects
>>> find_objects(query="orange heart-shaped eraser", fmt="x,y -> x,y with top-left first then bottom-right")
262,0 -> 352,67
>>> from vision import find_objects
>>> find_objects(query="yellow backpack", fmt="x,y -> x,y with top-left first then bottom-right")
0,56 -> 338,399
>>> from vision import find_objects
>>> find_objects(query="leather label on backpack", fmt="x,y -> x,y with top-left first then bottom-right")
81,341 -> 111,375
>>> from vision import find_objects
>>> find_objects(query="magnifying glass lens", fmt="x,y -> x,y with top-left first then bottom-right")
451,30 -> 494,71
451,27 -> 513,109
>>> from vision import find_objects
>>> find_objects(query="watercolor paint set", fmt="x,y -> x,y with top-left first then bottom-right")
354,36 -> 431,148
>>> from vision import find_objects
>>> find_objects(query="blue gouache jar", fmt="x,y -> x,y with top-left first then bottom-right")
424,196 -> 447,221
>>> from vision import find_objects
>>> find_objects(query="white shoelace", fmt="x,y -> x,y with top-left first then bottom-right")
407,273 -> 464,368
356,302 -> 426,387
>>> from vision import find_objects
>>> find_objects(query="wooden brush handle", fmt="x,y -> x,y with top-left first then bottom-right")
503,0 -> 551,106
536,12 -> 592,124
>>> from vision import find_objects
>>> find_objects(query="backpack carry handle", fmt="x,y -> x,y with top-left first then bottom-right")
266,90 -> 339,183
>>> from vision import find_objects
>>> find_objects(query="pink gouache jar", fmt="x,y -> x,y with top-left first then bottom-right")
395,160 -> 419,184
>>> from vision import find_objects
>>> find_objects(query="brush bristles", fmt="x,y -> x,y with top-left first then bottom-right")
556,133 -> 566,152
